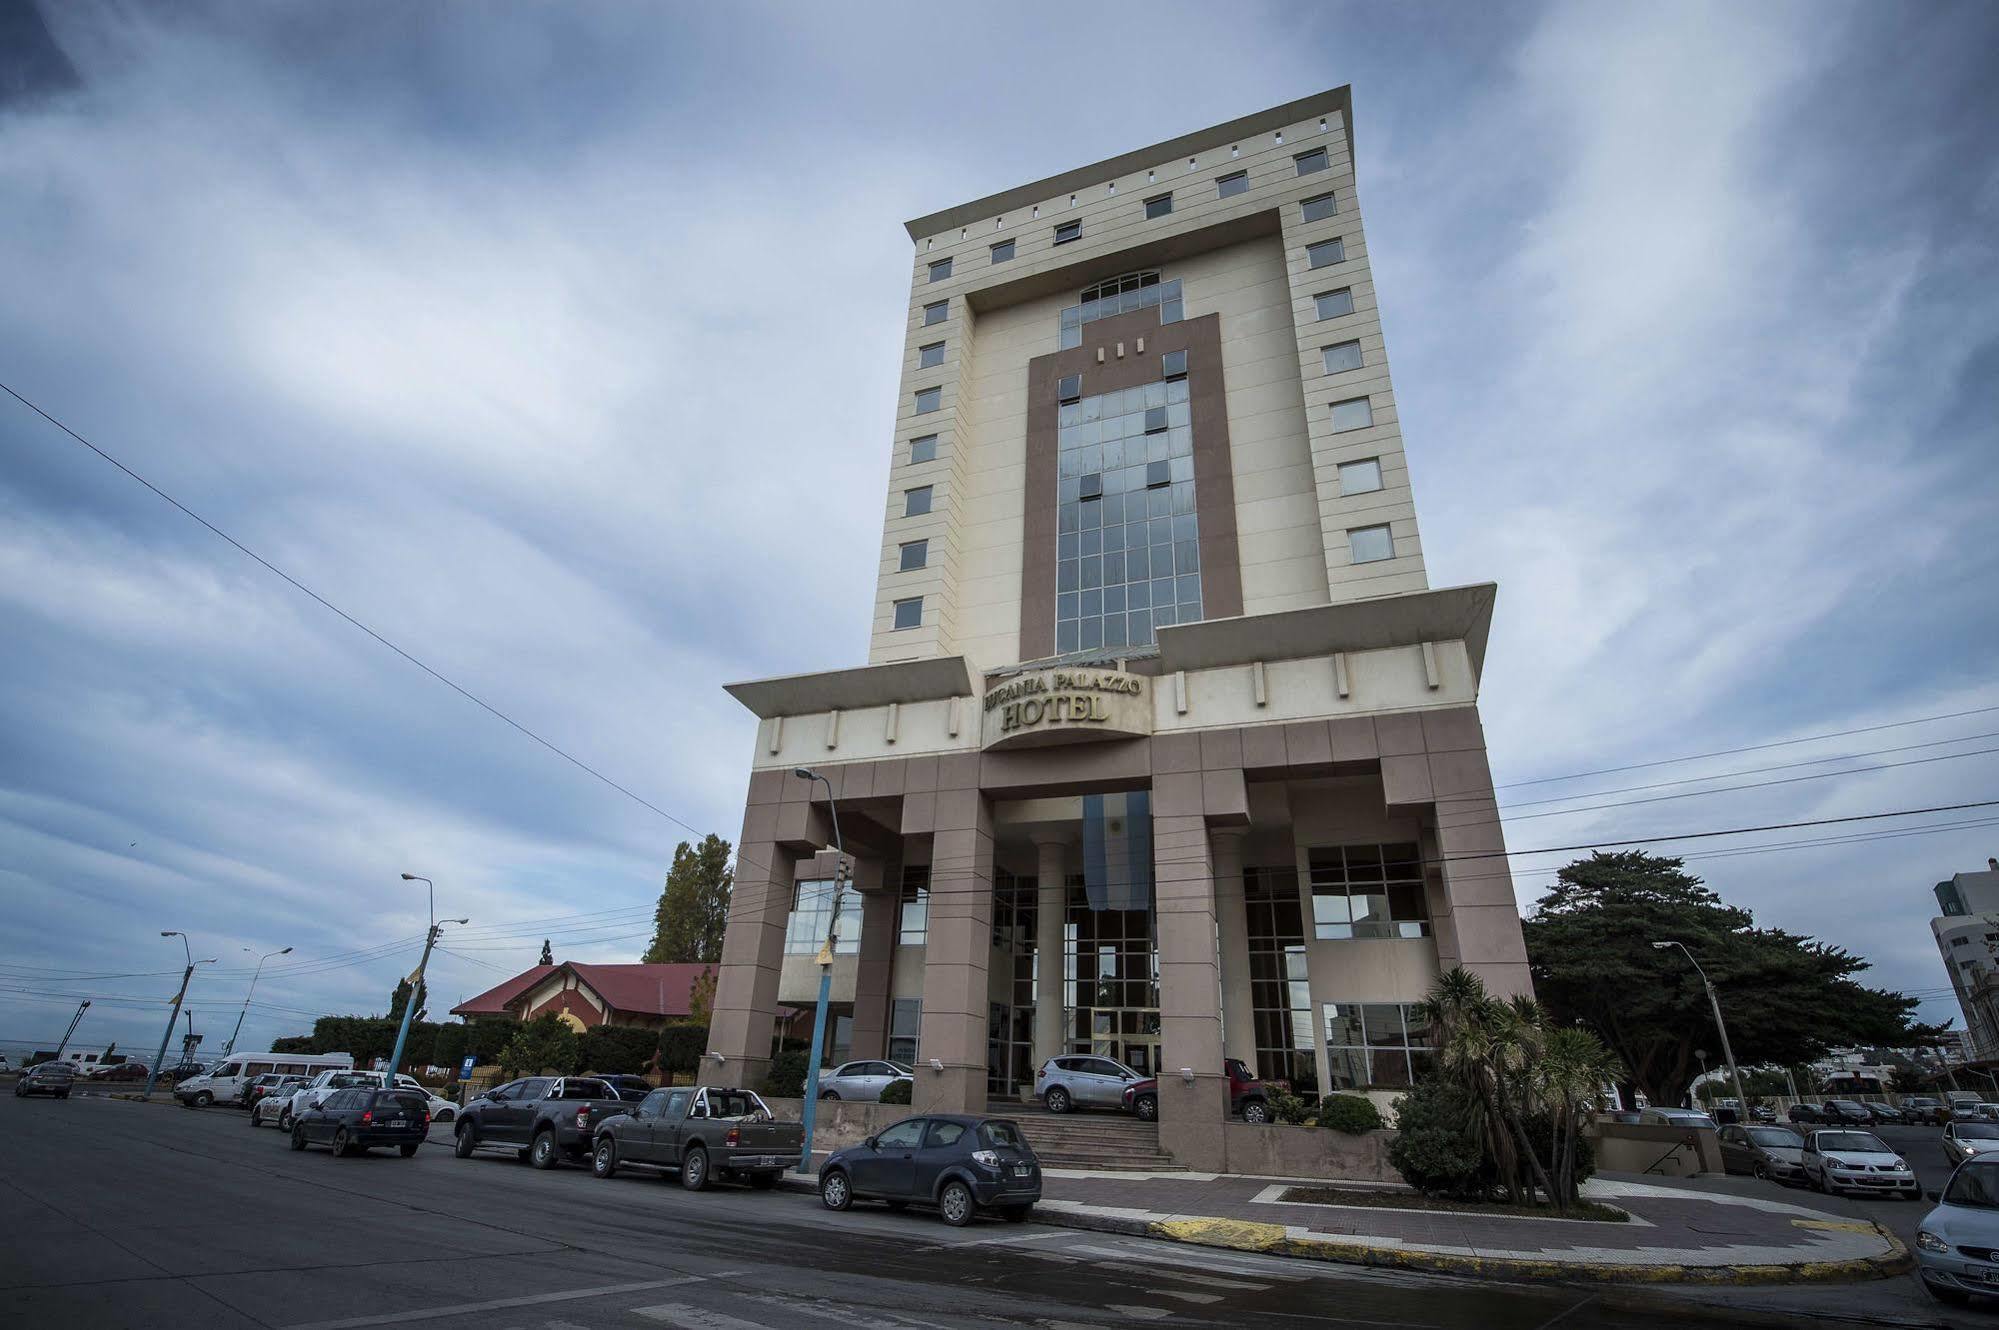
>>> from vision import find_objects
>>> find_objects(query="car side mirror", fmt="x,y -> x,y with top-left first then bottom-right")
865,1136 -> 878,1150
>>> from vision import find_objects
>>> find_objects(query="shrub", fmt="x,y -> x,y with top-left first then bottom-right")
579,1025 -> 658,1076
657,1023 -> 709,1083
879,1078 -> 912,1105
466,1020 -> 515,1063
499,1014 -> 579,1077
430,1022 -> 468,1073
765,1050 -> 809,1099
1268,1091 -> 1314,1125
1317,1094 -> 1383,1134
1386,1078 -> 1492,1198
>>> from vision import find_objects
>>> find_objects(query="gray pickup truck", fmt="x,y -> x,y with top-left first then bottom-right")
590,1085 -> 802,1191
452,1075 -> 633,1169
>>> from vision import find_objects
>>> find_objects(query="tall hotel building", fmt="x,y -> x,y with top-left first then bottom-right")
711,88 -> 1531,1166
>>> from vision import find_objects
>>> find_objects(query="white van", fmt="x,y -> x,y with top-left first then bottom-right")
174,1052 -> 354,1107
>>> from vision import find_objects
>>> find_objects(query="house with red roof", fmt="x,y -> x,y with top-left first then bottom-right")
451,961 -> 712,1034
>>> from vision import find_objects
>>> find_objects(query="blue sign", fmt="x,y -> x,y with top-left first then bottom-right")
460,1055 -> 476,1079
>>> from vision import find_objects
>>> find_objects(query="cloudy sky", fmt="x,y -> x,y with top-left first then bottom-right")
2,0 -> 1995,1062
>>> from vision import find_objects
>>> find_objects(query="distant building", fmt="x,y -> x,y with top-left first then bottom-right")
450,961 -> 712,1034
1930,860 -> 1999,1060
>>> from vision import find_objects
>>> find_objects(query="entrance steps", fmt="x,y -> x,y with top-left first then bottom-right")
989,1104 -> 1182,1171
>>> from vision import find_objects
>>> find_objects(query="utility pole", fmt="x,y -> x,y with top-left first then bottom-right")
385,872 -> 465,1083
224,945 -> 293,1057
53,1000 -> 90,1062
791,767 -> 846,1174
144,932 -> 213,1099
1653,940 -> 1749,1114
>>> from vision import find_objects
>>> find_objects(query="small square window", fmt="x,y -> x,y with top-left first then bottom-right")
1079,472 -> 1102,499
1307,238 -> 1346,269
1300,192 -> 1337,222
1348,524 -> 1393,563
1053,220 -> 1082,245
928,257 -> 952,282
918,342 -> 945,369
1146,460 -> 1171,489
1315,288 -> 1355,320
1330,397 -> 1374,432
1338,458 -> 1383,495
990,239 -> 1015,264
1058,373 -> 1082,405
1144,193 -> 1173,220
899,540 -> 928,572
1216,171 -> 1248,199
909,434 -> 937,464
914,386 -> 941,414
1322,340 -> 1363,375
923,299 -> 949,326
1161,349 -> 1187,380
905,486 -> 933,517
1144,406 -> 1168,434
893,597 -> 923,630
1294,147 -> 1329,175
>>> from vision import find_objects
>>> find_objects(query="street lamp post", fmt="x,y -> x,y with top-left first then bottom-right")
385,872 -> 464,1083
53,999 -> 90,1062
144,932 -> 215,1099
224,946 -> 293,1057
791,767 -> 847,1174
1653,940 -> 1749,1114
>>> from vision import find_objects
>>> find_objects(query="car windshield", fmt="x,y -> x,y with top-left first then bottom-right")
1817,1132 -> 1885,1152
1960,1124 -> 1999,1140
1946,1162 -> 1999,1209
1747,1128 -> 1802,1147
373,1091 -> 427,1112
981,1121 -> 1026,1149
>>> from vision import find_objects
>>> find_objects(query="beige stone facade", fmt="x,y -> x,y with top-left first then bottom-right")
710,88 -> 1530,1165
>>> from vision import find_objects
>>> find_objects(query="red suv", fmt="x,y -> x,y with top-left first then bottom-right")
1122,1058 -> 1275,1124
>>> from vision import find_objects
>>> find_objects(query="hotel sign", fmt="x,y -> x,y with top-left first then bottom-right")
981,667 -> 1152,750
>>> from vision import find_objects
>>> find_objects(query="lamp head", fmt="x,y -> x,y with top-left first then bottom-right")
446,917 -> 470,925
400,873 -> 420,881
1651,941 -> 1674,950
792,767 -> 818,781
279,946 -> 293,955
161,930 -> 180,938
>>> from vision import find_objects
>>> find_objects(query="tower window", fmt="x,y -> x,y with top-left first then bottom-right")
928,257 -> 952,282
1216,170 -> 1248,199
991,239 -> 1015,263
1294,147 -> 1329,175
1053,220 -> 1082,245
919,342 -> 945,369
1307,237 -> 1346,269
893,597 -> 924,630
1144,193 -> 1173,220
1300,192 -> 1337,222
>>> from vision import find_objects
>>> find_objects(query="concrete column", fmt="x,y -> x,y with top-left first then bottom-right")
1211,829 -> 1256,1068
848,873 -> 898,1061
914,784 -> 994,1115
708,839 -> 797,1091
1031,835 -> 1067,1072
1153,812 -> 1228,1171
1412,707 -> 1533,999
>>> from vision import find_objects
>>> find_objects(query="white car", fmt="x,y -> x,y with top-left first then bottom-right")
1942,1121 -> 1999,1166
283,1071 -> 447,1128
1801,1128 -> 1920,1199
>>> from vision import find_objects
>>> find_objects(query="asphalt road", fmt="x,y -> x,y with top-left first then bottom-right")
0,1092 -> 1867,1330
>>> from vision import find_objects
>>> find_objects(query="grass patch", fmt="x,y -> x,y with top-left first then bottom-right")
1278,1186 -> 1629,1223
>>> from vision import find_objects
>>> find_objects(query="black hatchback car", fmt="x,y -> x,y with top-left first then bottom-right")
290,1088 -> 430,1158
819,1115 -> 1040,1226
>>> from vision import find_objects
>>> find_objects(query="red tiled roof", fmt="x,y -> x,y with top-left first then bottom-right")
450,964 -> 556,1017
450,962 -> 711,1020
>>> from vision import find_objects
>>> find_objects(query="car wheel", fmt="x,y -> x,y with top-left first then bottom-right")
290,1125 -> 307,1151
594,1139 -> 618,1179
939,1180 -> 975,1227
399,1143 -> 419,1159
681,1146 -> 710,1192
1753,1163 -> 1770,1181
194,1091 -> 213,1108
1133,1094 -> 1157,1122
1239,1100 -> 1271,1125
748,1172 -> 778,1190
1044,1087 -> 1071,1114
332,1128 -> 354,1158
278,1109 -> 292,1130
820,1168 -> 852,1211
1002,1205 -> 1031,1223
454,1123 -> 477,1158
434,1108 -> 454,1124
819,1089 -> 840,1101
529,1130 -> 559,1170
248,1109 -> 261,1127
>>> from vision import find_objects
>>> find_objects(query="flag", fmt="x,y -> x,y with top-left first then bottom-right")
1082,791 -> 1153,912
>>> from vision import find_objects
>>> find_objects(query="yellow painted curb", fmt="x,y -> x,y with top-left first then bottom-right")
1143,1215 -> 1912,1287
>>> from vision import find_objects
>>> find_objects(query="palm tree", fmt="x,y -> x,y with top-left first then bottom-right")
1538,1026 -> 1624,1209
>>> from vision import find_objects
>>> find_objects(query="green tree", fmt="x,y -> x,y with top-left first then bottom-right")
500,1014 -> 579,1077
539,939 -> 553,966
687,967 -> 716,1025
431,1022 -> 469,1073
466,1019 -> 514,1064
578,1025 -> 657,1076
389,977 -> 426,1024
657,1023 -> 708,1084
643,835 -> 733,964
1524,851 -> 1939,1109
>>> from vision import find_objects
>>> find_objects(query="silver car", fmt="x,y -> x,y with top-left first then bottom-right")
1917,1156 -> 1999,1306
1943,1121 -> 1999,1167
816,1061 -> 913,1102
1717,1124 -> 1805,1182
1034,1055 -> 1142,1113
1801,1128 -> 1919,1199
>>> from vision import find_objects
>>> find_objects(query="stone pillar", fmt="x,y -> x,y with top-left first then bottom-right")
848,868 -> 898,1061
914,778 -> 994,1114
1031,835 -> 1067,1072
1153,811 -> 1228,1172
1211,829 -> 1256,1068
708,840 -> 797,1091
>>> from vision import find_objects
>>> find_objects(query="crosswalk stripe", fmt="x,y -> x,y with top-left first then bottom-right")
732,1293 -> 930,1329
1105,1308 -> 1172,1322
281,1278 -> 706,1330
629,1305 -> 767,1330
1156,1290 -> 1222,1305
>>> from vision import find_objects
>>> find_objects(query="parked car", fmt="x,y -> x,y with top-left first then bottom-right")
242,1073 -> 304,1109
1034,1055 -> 1143,1114
1120,1058 -> 1273,1124
1943,1121 -> 1999,1167
249,1077 -> 312,1128
452,1076 -> 632,1169
289,1087 -> 430,1158
1749,1104 -> 1779,1123
283,1070 -> 433,1127
1718,1124 -> 1806,1183
819,1114 -> 1041,1226
1970,1103 -> 1999,1125
817,1061 -> 914,1102
1819,1100 -> 1875,1126
591,1085 -> 802,1190
172,1052 -> 354,1107
86,1062 -> 152,1083
1788,1103 -> 1826,1125
1865,1102 -> 1907,1126
595,1074 -> 655,1103
1916,1156 -> 1999,1305
1902,1097 -> 1947,1126
1800,1128 -> 1919,1199
1946,1093 -> 1986,1120
1639,1107 -> 1717,1129
14,1063 -> 75,1099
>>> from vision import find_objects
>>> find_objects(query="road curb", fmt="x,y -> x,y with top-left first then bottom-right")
1026,1205 -> 1913,1288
